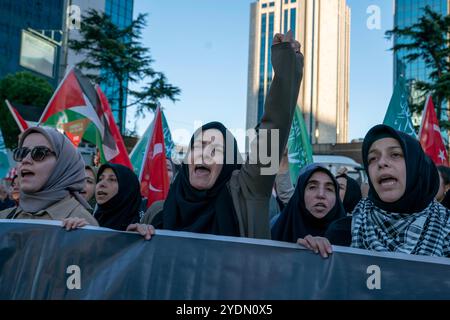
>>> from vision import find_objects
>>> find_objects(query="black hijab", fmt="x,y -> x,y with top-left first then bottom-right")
94,164 -> 141,231
336,174 -> 362,214
362,124 -> 439,214
161,122 -> 243,236
441,191 -> 450,210
271,164 -> 346,242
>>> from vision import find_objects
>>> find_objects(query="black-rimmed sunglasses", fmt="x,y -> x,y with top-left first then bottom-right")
13,146 -> 56,162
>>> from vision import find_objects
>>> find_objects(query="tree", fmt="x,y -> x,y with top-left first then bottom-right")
69,9 -> 180,134
385,6 -> 450,130
0,72 -> 53,148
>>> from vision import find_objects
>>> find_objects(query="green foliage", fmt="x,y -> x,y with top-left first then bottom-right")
386,6 -> 450,127
68,9 -> 180,133
0,72 -> 53,148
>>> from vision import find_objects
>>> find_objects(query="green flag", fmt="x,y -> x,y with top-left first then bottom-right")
130,109 -> 174,177
383,76 -> 417,138
288,106 -> 313,186
161,111 -> 174,158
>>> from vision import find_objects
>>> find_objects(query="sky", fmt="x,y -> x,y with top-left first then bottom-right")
129,0 -> 395,150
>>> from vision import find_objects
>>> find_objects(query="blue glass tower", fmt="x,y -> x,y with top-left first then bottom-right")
101,0 -> 134,132
394,0 -> 448,90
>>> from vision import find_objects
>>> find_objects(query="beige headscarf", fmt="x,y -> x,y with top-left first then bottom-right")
18,127 -> 91,213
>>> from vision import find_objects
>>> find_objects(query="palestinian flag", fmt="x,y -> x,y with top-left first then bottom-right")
5,99 -> 29,132
39,67 -> 124,164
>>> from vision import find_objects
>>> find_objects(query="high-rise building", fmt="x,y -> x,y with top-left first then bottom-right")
394,0 -> 448,89
66,0 -> 134,132
0,0 -> 65,88
393,0 -> 449,129
246,0 -> 351,147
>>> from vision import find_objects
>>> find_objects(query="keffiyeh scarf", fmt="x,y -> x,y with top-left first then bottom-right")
351,198 -> 450,257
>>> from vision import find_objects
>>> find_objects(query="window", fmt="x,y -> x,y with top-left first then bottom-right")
284,9 -> 288,34
290,8 -> 296,36
262,3 -> 267,8
267,12 -> 274,87
258,13 -> 267,121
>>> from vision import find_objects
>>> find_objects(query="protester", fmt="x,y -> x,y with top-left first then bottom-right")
166,158 -> 177,183
336,173 -> 362,215
269,149 -> 295,225
93,163 -> 141,231
132,31 -> 304,240
436,165 -> 450,204
319,171 -> 362,248
271,164 -> 345,257
0,183 -> 15,211
351,124 -> 449,257
80,165 -> 97,210
0,127 -> 98,229
9,175 -> 20,206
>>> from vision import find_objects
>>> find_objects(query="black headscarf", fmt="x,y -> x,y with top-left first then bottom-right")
336,174 -> 362,214
161,122 -> 243,236
362,124 -> 439,214
441,191 -> 450,210
93,164 -> 141,231
271,164 -> 346,242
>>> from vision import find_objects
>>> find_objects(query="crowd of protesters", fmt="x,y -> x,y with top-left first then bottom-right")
0,31 -> 448,259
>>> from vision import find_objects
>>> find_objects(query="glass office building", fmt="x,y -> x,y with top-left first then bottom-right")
394,0 -> 448,101
101,0 -> 134,131
394,0 -> 449,141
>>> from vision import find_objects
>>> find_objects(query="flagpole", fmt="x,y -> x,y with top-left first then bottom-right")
5,99 -> 25,132
37,65 -> 75,125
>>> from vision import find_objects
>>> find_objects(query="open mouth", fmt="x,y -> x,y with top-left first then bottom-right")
20,169 -> 35,178
96,191 -> 108,197
194,165 -> 211,176
314,202 -> 327,209
378,174 -> 398,187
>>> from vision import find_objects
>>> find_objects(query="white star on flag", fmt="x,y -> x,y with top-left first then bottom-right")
438,149 -> 446,163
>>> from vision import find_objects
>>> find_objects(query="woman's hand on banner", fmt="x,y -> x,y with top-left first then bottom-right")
297,235 -> 333,258
127,223 -> 155,240
62,217 -> 88,230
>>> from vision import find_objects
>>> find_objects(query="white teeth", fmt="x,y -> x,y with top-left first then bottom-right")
380,180 -> 396,186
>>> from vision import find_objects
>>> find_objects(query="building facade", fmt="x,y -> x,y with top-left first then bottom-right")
246,0 -> 351,147
394,0 -> 448,88
0,0 -> 65,88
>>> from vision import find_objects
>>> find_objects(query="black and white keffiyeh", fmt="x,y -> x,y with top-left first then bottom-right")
351,198 -> 450,257
352,124 -> 450,257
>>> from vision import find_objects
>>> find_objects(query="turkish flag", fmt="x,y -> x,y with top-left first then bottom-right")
419,95 -> 448,166
140,107 -> 170,208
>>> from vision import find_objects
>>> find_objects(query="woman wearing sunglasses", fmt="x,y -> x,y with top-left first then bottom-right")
0,127 -> 98,229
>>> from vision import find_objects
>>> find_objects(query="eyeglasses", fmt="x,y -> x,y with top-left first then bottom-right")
13,146 -> 56,162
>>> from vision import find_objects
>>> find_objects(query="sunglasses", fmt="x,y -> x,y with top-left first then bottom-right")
13,146 -> 56,162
